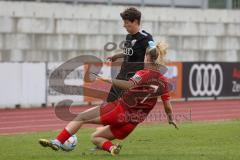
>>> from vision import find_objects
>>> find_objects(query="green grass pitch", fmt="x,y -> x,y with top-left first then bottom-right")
0,121 -> 240,160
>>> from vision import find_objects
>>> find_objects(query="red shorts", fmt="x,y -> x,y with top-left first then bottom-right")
100,101 -> 137,140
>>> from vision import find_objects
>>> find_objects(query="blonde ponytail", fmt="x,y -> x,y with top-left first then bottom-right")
146,41 -> 169,66
155,41 -> 168,65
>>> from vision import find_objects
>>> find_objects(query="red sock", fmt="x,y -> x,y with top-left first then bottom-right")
101,141 -> 113,152
56,128 -> 72,144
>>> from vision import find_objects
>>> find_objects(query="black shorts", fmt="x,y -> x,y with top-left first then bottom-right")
106,72 -> 135,102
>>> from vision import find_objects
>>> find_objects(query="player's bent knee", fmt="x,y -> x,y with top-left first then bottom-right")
90,133 -> 98,145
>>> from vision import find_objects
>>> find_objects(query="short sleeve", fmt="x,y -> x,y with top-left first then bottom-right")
161,92 -> 170,102
144,39 -> 154,49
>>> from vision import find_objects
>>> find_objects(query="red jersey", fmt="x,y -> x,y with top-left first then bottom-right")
119,69 -> 171,115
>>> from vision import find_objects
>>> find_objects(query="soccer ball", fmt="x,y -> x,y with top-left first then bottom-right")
62,135 -> 78,151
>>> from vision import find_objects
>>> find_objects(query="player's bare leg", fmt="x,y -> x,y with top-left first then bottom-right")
39,106 -> 102,151
90,125 -> 122,156
65,106 -> 102,134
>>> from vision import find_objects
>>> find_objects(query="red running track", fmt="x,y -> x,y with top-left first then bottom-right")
0,99 -> 239,135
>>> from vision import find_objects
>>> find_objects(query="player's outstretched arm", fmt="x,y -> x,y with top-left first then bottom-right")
163,100 -> 179,130
112,79 -> 135,89
96,76 -> 134,90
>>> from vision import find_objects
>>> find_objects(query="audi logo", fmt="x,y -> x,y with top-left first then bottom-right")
123,48 -> 134,56
189,64 -> 223,96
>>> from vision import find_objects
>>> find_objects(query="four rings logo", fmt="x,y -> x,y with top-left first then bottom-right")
123,40 -> 134,56
189,64 -> 223,96
123,47 -> 133,56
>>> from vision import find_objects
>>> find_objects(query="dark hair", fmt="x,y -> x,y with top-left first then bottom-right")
120,7 -> 141,25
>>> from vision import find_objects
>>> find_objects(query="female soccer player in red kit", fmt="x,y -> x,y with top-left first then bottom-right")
39,41 -> 178,156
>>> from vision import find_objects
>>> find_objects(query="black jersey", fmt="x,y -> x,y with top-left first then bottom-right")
118,30 -> 153,80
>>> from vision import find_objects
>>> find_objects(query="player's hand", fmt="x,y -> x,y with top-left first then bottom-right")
169,120 -> 179,130
107,55 -> 118,62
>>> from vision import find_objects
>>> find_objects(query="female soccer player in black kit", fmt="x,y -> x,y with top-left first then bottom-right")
107,7 -> 154,102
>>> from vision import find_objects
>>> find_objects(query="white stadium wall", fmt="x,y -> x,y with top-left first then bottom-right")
0,63 -> 46,108
0,62 -> 86,108
0,1 -> 239,62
